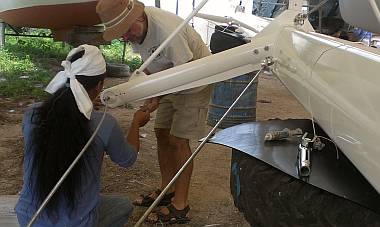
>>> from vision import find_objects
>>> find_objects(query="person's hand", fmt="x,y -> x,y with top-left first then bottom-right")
140,97 -> 160,113
93,96 -> 103,110
132,109 -> 150,127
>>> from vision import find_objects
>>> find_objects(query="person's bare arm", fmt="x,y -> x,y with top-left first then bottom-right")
127,109 -> 150,152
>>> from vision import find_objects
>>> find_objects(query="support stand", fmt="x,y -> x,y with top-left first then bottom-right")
133,60 -> 273,226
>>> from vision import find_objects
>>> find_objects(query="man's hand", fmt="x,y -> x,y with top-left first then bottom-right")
132,109 -> 150,127
93,96 -> 103,110
141,97 -> 160,113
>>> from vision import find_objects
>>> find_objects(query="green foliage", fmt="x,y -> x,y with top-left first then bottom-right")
101,39 -> 125,62
125,56 -> 143,72
0,33 -> 68,98
5,30 -> 69,59
101,40 -> 142,71
0,29 -> 141,99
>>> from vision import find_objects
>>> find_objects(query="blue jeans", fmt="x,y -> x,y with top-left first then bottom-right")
97,195 -> 133,227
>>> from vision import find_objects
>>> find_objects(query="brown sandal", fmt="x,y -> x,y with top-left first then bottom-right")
133,189 -> 175,207
147,204 -> 190,224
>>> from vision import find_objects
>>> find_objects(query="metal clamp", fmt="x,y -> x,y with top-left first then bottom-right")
261,56 -> 275,73
294,13 -> 307,27
297,133 -> 326,178
297,133 -> 313,178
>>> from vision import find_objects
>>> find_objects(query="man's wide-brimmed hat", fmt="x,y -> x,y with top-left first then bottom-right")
96,0 -> 145,41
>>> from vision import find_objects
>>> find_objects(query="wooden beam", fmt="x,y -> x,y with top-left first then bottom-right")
0,195 -> 18,227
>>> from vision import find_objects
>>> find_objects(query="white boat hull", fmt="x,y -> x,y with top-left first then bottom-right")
274,27 -> 380,193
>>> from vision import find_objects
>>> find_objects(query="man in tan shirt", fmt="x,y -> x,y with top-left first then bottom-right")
97,0 -> 212,224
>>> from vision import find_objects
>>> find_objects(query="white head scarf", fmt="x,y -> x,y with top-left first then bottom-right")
45,45 -> 106,120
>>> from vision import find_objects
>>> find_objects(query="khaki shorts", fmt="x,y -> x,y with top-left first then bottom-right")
154,85 -> 211,140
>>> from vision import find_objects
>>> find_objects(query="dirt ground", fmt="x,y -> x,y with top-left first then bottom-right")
0,73 -> 309,226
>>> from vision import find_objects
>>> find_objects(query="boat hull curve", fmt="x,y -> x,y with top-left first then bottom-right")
0,1 -> 100,29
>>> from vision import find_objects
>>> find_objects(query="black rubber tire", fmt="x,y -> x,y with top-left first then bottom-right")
230,149 -> 380,227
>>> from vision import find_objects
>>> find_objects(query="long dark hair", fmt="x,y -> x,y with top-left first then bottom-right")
30,50 -> 105,218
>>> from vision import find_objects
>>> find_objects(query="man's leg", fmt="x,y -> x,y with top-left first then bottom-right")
169,135 -> 192,209
133,128 -> 176,205
165,87 -> 211,210
134,96 -> 176,205
146,135 -> 192,222
146,87 -> 211,222
156,128 -> 176,191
